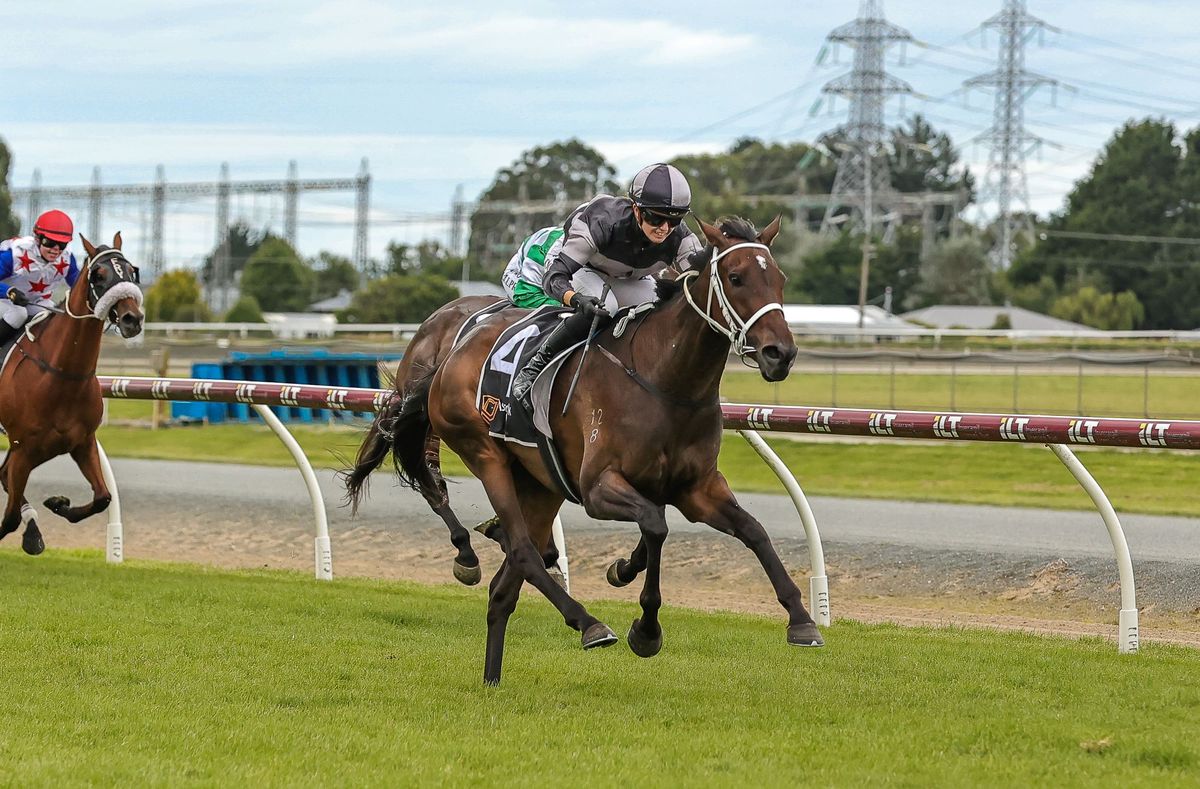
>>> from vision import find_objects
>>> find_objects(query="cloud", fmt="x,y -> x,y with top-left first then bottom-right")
4,2 -> 755,75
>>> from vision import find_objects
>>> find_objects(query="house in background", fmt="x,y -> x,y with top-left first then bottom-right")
901,305 -> 1096,332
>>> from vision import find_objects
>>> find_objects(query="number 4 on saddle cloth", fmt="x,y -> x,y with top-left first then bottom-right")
476,305 -> 598,504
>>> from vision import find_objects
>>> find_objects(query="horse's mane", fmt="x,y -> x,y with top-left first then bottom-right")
655,216 -> 760,304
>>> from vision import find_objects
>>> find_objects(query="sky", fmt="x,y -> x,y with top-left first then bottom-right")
2,0 -> 1199,272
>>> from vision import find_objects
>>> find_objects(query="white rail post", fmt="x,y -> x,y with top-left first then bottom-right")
251,404 -> 334,580
551,515 -> 570,594
96,440 -> 122,564
738,429 -> 830,626
1047,443 -> 1138,654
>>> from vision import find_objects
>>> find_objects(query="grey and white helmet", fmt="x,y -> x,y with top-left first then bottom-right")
629,163 -> 691,218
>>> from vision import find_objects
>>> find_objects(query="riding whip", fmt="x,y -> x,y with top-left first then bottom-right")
561,283 -> 611,416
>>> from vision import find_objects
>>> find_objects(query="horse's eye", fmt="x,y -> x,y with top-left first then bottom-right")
728,272 -> 743,287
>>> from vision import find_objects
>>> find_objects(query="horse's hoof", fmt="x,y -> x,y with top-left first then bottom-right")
546,567 -> 568,591
627,619 -> 663,658
43,496 -> 69,517
474,516 -> 501,540
581,622 -> 618,650
453,559 -> 482,586
22,528 -> 44,556
606,559 -> 631,588
787,622 -> 824,647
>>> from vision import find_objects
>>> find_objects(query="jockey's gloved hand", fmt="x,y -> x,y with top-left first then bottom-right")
570,293 -> 610,320
6,288 -> 29,308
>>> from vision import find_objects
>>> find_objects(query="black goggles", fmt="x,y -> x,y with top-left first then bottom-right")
37,235 -> 68,250
638,208 -> 684,229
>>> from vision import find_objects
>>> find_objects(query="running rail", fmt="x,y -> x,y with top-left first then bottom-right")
98,377 -> 1192,653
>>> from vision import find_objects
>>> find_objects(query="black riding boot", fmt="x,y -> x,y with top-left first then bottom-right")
0,321 -> 22,347
511,311 -> 593,408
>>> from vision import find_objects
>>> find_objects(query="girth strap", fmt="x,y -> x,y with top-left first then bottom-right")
595,344 -> 710,410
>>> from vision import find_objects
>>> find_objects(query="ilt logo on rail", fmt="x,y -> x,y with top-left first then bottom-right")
109,378 -> 131,398
805,409 -> 833,433
932,415 -> 961,439
150,380 -> 171,399
1138,422 -> 1170,447
1067,419 -> 1098,444
868,412 -> 897,436
746,407 -> 774,430
191,381 -> 213,401
279,386 -> 302,406
999,417 -> 1029,441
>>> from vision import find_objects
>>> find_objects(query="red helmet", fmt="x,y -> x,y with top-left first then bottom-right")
33,210 -> 73,243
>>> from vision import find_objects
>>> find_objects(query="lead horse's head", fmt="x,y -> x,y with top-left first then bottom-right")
689,215 -> 797,382
78,233 -> 144,339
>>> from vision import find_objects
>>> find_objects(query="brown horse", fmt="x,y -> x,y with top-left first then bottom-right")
0,233 -> 143,554
346,216 -> 821,685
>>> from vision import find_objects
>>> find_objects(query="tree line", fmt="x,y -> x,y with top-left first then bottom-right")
1,115 -> 1197,330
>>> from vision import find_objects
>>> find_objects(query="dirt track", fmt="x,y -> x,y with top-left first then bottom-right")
5,457 -> 1200,649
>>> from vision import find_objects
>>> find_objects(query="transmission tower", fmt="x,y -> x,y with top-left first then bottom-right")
819,0 -> 913,237
965,0 -> 1058,269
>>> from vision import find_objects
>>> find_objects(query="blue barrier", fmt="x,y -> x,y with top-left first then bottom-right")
172,348 -> 402,423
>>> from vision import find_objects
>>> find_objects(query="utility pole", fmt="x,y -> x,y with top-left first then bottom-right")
966,0 -> 1057,269
353,158 -> 370,277
88,167 -> 102,241
284,160 -> 299,248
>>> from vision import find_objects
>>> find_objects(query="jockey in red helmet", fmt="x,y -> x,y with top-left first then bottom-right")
0,210 -> 82,345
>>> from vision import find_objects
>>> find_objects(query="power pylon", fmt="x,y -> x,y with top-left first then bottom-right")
965,0 -> 1058,269
819,0 -> 913,238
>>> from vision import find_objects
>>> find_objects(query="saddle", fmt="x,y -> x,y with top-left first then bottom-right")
477,306 -> 584,503
0,311 -> 54,377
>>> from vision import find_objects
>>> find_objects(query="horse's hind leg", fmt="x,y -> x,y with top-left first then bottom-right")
0,449 -> 43,555
678,474 -> 823,647
44,438 -> 111,524
422,433 -> 481,585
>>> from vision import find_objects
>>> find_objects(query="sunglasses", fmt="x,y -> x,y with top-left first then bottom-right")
37,235 -> 67,250
638,208 -> 684,229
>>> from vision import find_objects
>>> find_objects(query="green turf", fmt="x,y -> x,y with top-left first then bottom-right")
0,552 -> 1195,785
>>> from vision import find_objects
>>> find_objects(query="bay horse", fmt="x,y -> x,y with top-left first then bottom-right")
346,216 -> 822,685
0,233 -> 143,554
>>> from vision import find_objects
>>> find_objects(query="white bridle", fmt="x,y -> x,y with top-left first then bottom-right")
680,241 -> 784,359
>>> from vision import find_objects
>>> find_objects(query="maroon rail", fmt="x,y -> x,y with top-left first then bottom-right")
97,376 -> 1200,451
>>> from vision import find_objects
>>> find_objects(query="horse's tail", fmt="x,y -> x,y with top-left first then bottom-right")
341,369 -> 439,515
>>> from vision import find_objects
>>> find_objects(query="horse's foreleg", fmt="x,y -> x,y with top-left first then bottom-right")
606,536 -> 648,588
44,438 -> 111,524
585,469 -> 668,658
677,474 -> 822,647
1,449 -> 43,555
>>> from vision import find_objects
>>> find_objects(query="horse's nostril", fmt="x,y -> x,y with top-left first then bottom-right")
761,345 -> 782,362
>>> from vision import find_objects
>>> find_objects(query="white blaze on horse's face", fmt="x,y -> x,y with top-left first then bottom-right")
756,255 -> 768,271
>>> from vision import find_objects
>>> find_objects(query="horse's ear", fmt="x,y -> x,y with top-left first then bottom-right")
81,235 -> 97,258
112,231 -> 123,250
699,219 -> 728,248
758,215 -> 782,247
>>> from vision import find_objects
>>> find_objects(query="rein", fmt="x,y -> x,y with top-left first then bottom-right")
15,341 -> 94,381
679,241 -> 783,360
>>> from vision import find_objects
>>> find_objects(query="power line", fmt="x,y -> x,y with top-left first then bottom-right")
1043,229 -> 1200,246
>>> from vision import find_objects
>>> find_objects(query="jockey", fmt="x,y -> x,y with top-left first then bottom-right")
0,210 -> 81,345
509,163 -> 703,407
501,226 -> 565,308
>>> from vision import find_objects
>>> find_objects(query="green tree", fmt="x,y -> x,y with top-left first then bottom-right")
202,222 -> 273,286
144,270 -> 204,322
1050,286 -> 1145,330
0,137 -> 19,238
1007,119 -> 1200,328
466,140 -> 621,274
310,251 -> 360,300
240,238 -> 315,312
339,274 -> 457,323
223,295 -> 265,322
909,236 -> 990,308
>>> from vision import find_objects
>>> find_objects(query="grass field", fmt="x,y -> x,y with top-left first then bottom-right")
1,551 -> 1197,785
